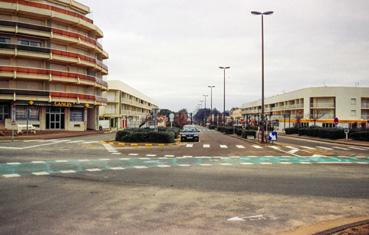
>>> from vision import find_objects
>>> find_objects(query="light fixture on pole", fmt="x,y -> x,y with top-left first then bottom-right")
251,10 -> 273,143
219,66 -> 230,126
208,85 -> 215,124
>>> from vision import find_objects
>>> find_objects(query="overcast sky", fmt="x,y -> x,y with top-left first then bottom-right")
81,0 -> 369,112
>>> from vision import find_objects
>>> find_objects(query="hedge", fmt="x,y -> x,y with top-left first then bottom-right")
298,128 -> 345,140
160,127 -> 180,138
208,125 -> 216,130
350,131 -> 369,141
216,126 -> 234,134
285,128 -> 299,134
241,130 -> 256,139
116,130 -> 175,143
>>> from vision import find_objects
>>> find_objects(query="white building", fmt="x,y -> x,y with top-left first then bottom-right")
99,80 -> 158,129
241,87 -> 369,130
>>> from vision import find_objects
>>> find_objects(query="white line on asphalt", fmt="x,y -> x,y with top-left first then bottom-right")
109,167 -> 125,170
332,146 -> 350,151
3,174 -> 21,178
186,144 -> 193,148
59,170 -> 76,174
183,155 -> 193,158
268,146 -> 281,150
31,161 -> 45,164
300,146 -> 315,150
67,140 -> 84,144
200,164 -> 212,166
300,162 -> 312,164
6,162 -> 21,165
164,155 -> 175,158
128,153 -> 138,156
32,172 -> 49,176
99,158 -> 110,161
280,162 -> 292,165
86,168 -> 102,172
55,160 -> 68,163
260,162 -> 273,165
78,159 -> 89,162
318,162 -> 352,164
139,157 -> 151,160
252,145 -> 262,149
220,145 -> 228,149
220,163 -> 233,166
112,152 -> 121,155
236,145 -> 245,149
317,146 -> 333,151
158,157 -> 168,159
119,158 -> 130,161
240,163 -> 254,165
349,146 -> 367,151
357,162 -> 369,165
103,143 -> 118,153
83,141 -> 99,144
134,166 -> 148,169
0,146 -> 22,150
178,164 -> 191,167
146,154 -> 157,157
203,144 -> 210,148
157,165 -> 171,168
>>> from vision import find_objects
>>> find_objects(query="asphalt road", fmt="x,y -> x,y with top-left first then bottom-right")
0,128 -> 368,235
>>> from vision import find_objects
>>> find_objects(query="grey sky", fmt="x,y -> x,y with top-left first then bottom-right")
81,0 -> 369,112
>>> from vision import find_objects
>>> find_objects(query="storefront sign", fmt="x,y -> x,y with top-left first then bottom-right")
54,102 -> 72,107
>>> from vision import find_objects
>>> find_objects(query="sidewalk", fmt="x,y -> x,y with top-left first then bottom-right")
0,130 -> 110,140
279,133 -> 369,147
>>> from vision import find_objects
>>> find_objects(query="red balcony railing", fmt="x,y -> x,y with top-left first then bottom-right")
50,92 -> 96,101
52,28 -> 96,46
51,49 -> 96,64
2,0 -> 93,24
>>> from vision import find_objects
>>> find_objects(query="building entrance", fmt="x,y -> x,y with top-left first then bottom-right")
46,107 -> 65,129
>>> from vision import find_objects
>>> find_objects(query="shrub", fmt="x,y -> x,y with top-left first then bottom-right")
350,131 -> 369,141
208,125 -> 216,130
161,127 -> 180,138
285,128 -> 299,134
115,130 -> 175,143
235,127 -> 243,136
216,126 -> 225,132
241,130 -> 257,139
298,127 -> 345,140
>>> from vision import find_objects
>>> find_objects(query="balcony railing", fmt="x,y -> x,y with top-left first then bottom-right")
0,42 -> 51,53
310,102 -> 335,109
361,103 -> 369,109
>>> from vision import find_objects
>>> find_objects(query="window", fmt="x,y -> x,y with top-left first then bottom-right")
17,39 -> 41,47
351,110 -> 357,117
15,106 -> 39,120
70,108 -> 84,122
0,37 -> 10,44
322,123 -> 334,128
351,98 -> 356,105
0,104 -> 10,121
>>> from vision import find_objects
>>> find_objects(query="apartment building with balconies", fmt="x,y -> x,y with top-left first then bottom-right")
99,80 -> 158,129
241,87 -> 369,130
0,0 -> 108,131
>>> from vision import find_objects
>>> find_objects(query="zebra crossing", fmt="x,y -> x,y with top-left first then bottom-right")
182,143 -> 369,152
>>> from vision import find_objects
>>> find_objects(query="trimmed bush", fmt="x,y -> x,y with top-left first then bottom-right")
350,131 -> 369,141
241,130 -> 257,139
208,125 -> 216,130
298,128 -> 345,140
235,127 -> 243,136
285,128 -> 299,134
115,130 -> 175,143
160,127 -> 180,138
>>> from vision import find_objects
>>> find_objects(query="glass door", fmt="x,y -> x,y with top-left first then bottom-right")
46,107 -> 65,129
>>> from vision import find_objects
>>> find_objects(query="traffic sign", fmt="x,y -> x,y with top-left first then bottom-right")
334,117 -> 339,124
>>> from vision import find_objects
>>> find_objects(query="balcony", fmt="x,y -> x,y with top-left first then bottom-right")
310,102 -> 335,109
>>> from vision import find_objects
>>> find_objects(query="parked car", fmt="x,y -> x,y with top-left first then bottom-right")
180,126 -> 200,142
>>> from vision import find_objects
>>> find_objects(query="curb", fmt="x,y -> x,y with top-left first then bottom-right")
280,134 -> 369,148
0,131 -> 108,140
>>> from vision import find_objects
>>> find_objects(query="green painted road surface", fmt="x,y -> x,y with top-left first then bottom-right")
1,155 -> 369,178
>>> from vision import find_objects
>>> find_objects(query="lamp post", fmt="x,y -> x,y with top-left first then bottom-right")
203,95 -> 208,125
251,10 -> 273,143
208,85 -> 215,124
219,66 -> 230,126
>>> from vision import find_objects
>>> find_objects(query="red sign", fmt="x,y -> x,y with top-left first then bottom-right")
334,117 -> 339,124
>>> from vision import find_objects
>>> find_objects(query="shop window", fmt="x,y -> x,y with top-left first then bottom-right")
0,104 -> 10,121
15,106 -> 39,120
17,39 -> 41,47
322,123 -> 334,128
70,108 -> 84,122
0,37 -> 10,44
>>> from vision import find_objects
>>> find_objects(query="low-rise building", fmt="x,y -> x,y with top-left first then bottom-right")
241,87 -> 369,130
99,80 -> 158,129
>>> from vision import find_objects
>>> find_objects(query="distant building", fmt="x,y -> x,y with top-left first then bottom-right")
241,87 -> 369,130
99,80 -> 158,129
230,108 -> 242,121
0,0 -> 108,131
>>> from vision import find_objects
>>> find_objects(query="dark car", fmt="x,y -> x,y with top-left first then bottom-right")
180,127 -> 200,142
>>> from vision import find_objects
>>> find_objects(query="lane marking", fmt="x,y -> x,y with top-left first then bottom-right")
252,145 -> 262,149
32,172 -> 49,176
178,164 -> 191,167
6,162 -> 21,165
200,164 -> 212,166
60,170 -> 76,174
157,165 -> 171,168
220,163 -> 232,166
349,146 -> 367,151
146,154 -> 157,157
317,146 -> 333,151
78,159 -> 89,162
186,144 -> 193,148
164,155 -> 175,157
203,144 -> 210,148
86,168 -> 102,172
82,141 -> 99,144
99,158 -> 110,161
260,162 -> 273,165
357,162 -> 369,165
183,155 -> 193,158
67,140 -> 83,144
241,163 -> 254,165
236,145 -> 245,149
120,158 -> 131,161
103,143 -> 118,153
55,160 -> 68,163
300,146 -> 315,150
139,157 -> 151,160
129,153 -> 138,156
332,146 -> 350,151
220,145 -> 228,149
300,162 -> 312,164
109,167 -> 125,170
3,174 -> 21,178
32,161 -> 45,164
134,166 -> 148,169
280,162 -> 292,165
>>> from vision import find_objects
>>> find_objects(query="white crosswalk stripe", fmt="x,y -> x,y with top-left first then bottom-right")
332,146 -> 350,151
349,146 -> 367,151
252,145 -> 262,149
300,146 -> 315,150
203,144 -> 210,148
317,146 -> 333,151
186,144 -> 193,148
220,145 -> 228,149
236,145 -> 245,149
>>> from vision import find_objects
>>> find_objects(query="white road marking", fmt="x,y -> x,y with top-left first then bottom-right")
200,164 -> 212,166
99,158 -> 110,161
139,157 -> 150,160
357,162 -> 369,165
220,145 -> 228,149
6,162 -> 21,165
60,170 -> 76,174
86,168 -> 102,172
300,162 -> 312,164
157,165 -> 171,168
0,146 -> 21,150
300,146 -> 315,150
269,146 -> 281,150
78,159 -> 89,162
120,158 -> 130,161
220,163 -> 233,166
103,143 -> 118,153
129,153 -> 138,156
112,152 -> 121,155
236,145 -> 245,149
67,140 -> 84,144
32,172 -> 49,176
252,145 -> 262,149
332,146 -> 350,151
164,155 -> 175,157
203,144 -> 210,148
134,166 -> 148,169
186,144 -> 193,148
183,155 -> 193,158
260,162 -> 273,165
241,163 -> 254,165
318,162 -> 352,164
55,160 -> 68,163
83,141 -> 99,144
178,164 -> 191,167
32,161 -> 45,164
109,167 -> 125,170
146,154 -> 157,157
3,174 -> 21,178
349,146 -> 367,151
317,146 -> 333,151
280,162 -> 292,165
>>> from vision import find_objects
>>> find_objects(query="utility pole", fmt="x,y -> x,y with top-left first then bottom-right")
219,66 -> 230,126
208,85 -> 215,124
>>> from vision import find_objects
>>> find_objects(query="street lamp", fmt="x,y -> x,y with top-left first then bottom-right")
219,66 -> 230,126
208,85 -> 215,124
203,95 -> 208,125
251,10 -> 273,143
